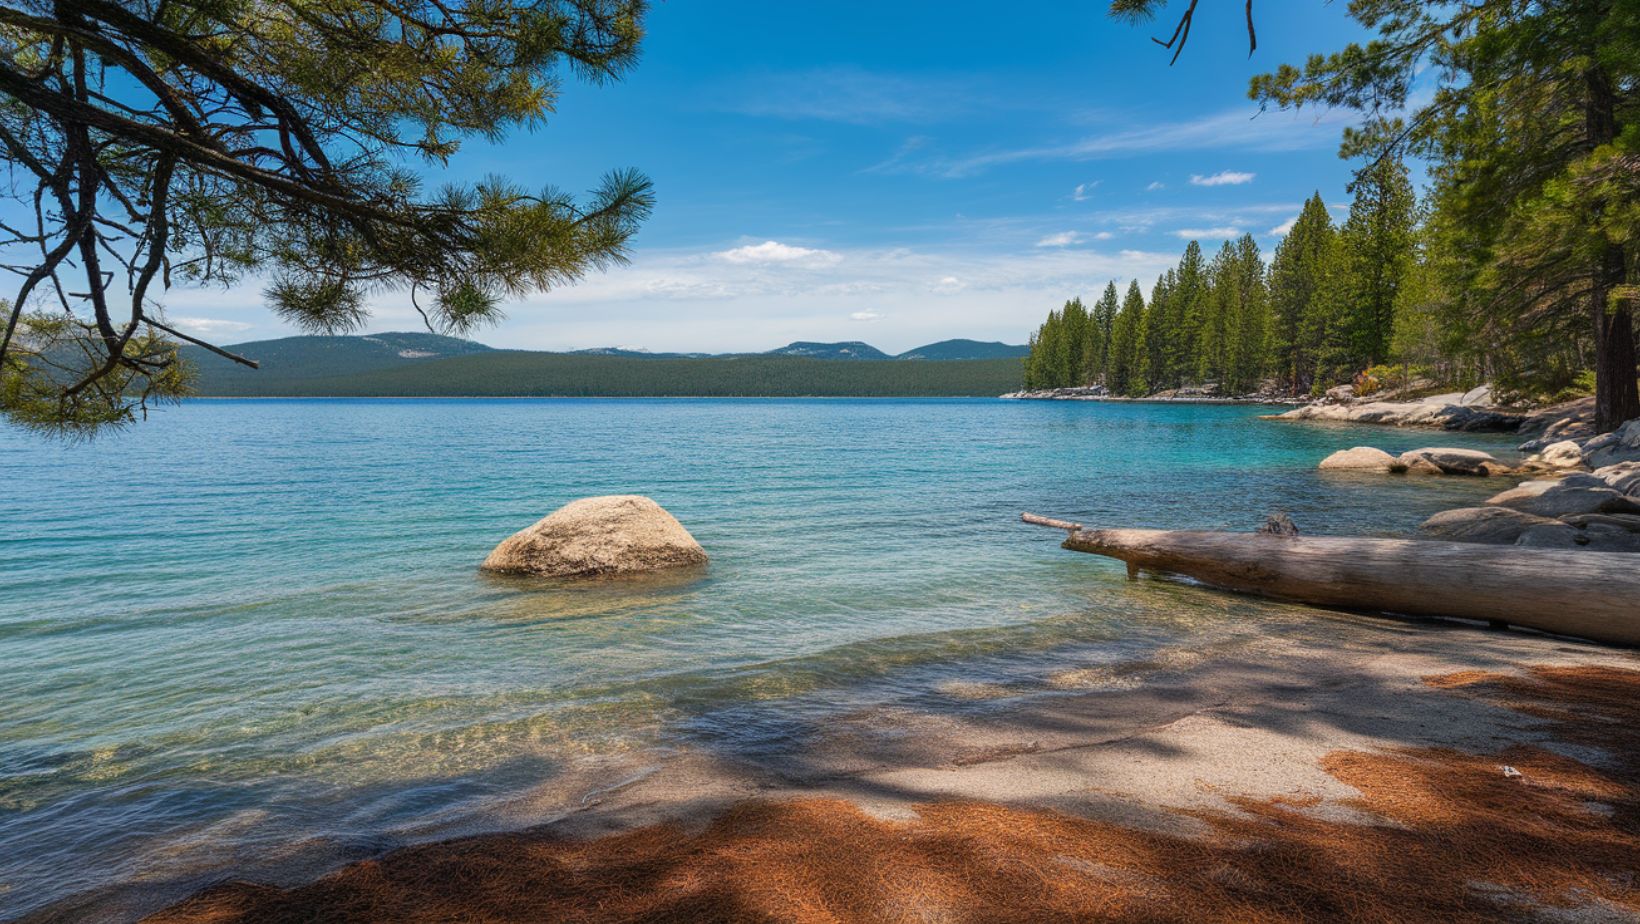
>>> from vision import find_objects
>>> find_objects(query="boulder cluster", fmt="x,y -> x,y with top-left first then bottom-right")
1315,404 -> 1640,552
1277,387 -> 1525,432
1317,445 -> 1513,476
1419,463 -> 1640,551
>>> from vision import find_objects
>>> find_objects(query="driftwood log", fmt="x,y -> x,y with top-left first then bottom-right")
1022,516 -> 1640,647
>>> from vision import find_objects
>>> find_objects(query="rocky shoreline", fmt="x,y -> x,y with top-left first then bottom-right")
1309,400 -> 1640,552
1270,386 -> 1528,432
1001,384 -> 1302,405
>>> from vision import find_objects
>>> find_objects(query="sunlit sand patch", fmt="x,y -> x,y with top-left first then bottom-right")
148,665 -> 1640,923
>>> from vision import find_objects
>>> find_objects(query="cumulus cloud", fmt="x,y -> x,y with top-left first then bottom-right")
1190,171 -> 1256,187
1173,227 -> 1243,241
1035,231 -> 1083,247
714,240 -> 842,267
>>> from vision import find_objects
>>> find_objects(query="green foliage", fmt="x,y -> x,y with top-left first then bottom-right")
1268,193 -> 1335,394
1247,0 -> 1640,429
0,0 -> 652,434
1,312 -> 192,435
1024,233 -> 1272,397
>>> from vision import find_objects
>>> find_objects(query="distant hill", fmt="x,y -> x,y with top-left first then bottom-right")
179,333 -> 1028,396
764,341 -> 891,360
566,347 -> 712,359
896,339 -> 1029,361
188,351 -> 1020,397
181,332 -> 492,392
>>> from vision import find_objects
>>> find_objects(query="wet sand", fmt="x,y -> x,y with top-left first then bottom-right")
129,613 -> 1640,923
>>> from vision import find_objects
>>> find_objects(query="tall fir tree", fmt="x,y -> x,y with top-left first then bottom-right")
1226,234 -> 1271,394
1314,158 -> 1417,384
1268,193 -> 1336,394
1089,282 -> 1120,383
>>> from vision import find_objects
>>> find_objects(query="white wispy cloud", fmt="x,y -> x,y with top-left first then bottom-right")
1173,227 -> 1243,241
714,240 -> 843,267
1091,231 -> 1115,241
1035,231 -> 1083,247
850,310 -> 883,321
725,66 -> 983,124
1145,181 -> 1165,191
1190,170 -> 1256,187
1072,181 -> 1099,201
167,316 -> 253,335
1269,215 -> 1299,236
908,106 -> 1351,177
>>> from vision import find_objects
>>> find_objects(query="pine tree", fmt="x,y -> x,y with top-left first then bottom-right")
1169,242 -> 1208,389
1089,282 -> 1120,383
1315,158 -> 1417,385
1199,241 -> 1239,386
1268,193 -> 1336,394
1226,234 -> 1270,394
1144,269 -> 1176,390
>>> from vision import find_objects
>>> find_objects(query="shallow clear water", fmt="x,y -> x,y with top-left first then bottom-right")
0,398 -> 1518,919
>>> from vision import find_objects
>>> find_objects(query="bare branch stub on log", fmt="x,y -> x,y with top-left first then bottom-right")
1022,513 -> 1084,532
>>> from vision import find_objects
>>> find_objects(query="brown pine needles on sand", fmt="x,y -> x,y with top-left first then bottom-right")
149,666 -> 1640,924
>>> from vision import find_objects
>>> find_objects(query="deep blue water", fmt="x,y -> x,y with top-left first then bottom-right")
0,398 -> 1517,920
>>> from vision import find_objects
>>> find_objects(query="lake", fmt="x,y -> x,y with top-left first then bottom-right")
0,398 -> 1519,920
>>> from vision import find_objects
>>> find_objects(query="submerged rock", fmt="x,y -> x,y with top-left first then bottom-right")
1318,446 -> 1402,473
481,495 -> 707,578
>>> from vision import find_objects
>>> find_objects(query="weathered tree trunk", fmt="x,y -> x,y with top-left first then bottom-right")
1058,527 -> 1640,647
1585,62 -> 1640,433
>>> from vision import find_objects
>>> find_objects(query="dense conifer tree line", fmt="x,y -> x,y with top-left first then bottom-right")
1024,157 -> 1483,400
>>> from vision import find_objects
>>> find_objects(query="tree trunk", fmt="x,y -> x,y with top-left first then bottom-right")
1586,62 -> 1639,433
1592,253 -> 1639,433
1056,527 -> 1640,648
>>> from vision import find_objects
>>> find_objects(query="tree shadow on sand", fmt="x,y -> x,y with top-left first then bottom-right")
135,583 -> 1640,924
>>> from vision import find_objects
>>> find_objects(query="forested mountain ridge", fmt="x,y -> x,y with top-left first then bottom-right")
896,340 -> 1030,360
184,350 -> 1024,397
180,333 -> 494,394
180,333 -> 1033,396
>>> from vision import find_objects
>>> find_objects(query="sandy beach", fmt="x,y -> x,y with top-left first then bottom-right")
138,608 -> 1640,923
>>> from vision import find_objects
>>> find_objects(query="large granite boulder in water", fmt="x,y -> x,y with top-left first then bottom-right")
481,495 -> 707,578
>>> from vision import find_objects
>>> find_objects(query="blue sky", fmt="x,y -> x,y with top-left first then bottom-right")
168,0 -> 1378,353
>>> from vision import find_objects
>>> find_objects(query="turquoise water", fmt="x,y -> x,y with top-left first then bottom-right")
0,398 -> 1517,920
